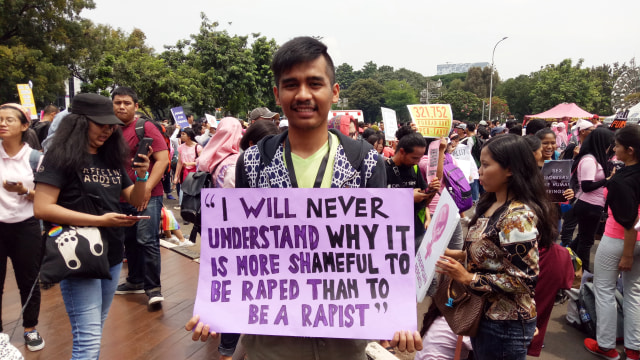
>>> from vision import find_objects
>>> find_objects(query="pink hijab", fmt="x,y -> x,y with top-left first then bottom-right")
197,117 -> 242,175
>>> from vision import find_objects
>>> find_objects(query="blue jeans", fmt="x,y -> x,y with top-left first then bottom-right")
471,317 -> 536,360
120,196 -> 162,291
471,179 -> 480,202
60,263 -> 122,360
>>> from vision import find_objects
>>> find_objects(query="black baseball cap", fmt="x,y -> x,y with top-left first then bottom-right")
70,93 -> 124,125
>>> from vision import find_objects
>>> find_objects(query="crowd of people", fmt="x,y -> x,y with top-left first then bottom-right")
0,35 -> 639,360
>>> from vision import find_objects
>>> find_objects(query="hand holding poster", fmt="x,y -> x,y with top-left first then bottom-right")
416,189 -> 460,302
205,113 -> 218,128
541,160 -> 573,202
407,104 -> 453,138
171,106 -> 189,128
381,107 -> 399,141
426,140 -> 441,183
194,188 -> 417,339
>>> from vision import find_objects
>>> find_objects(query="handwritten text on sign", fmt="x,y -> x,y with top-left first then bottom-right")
407,104 -> 453,138
194,188 -> 417,339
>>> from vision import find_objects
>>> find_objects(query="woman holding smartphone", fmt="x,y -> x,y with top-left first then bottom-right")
34,94 -> 149,360
0,103 -> 45,352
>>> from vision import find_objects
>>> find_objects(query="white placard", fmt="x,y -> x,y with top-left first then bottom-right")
381,107 -> 399,141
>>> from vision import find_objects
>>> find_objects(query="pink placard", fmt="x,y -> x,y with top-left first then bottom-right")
193,188 -> 416,339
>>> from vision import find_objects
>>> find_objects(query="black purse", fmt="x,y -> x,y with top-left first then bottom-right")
39,173 -> 111,284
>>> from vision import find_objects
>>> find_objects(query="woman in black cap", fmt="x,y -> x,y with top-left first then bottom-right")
34,93 -> 150,360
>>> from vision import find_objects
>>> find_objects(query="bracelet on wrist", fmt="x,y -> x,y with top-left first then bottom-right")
19,188 -> 30,196
136,171 -> 149,182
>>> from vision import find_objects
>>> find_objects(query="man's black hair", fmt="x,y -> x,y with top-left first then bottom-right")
395,125 -> 415,141
112,86 -> 139,104
525,119 -> 546,136
397,132 -> 426,154
362,128 -> 376,140
491,120 -> 499,126
467,123 -> 476,132
271,36 -> 335,87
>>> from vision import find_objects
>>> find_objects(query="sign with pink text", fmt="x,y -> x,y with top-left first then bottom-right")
194,188 -> 416,339
415,189 -> 460,302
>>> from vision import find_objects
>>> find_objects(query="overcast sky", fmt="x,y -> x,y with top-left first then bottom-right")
83,0 -> 639,81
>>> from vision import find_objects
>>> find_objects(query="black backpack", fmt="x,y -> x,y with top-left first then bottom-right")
470,135 -> 484,167
180,171 -> 213,226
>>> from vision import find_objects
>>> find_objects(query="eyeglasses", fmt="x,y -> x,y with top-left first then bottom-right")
0,118 -> 18,125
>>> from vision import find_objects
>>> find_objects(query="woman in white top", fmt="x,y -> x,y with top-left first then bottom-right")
0,103 -> 45,351
569,127 -> 613,273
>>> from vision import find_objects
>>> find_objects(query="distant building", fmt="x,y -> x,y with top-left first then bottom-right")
437,62 -> 490,75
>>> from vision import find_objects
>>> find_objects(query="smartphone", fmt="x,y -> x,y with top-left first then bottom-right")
133,137 -> 153,167
5,181 -> 18,186
125,215 -> 151,220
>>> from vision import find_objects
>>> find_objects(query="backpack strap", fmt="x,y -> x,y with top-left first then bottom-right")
29,149 -> 43,175
134,117 -> 146,141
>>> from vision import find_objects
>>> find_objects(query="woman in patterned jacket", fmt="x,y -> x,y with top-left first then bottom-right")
436,134 -> 557,360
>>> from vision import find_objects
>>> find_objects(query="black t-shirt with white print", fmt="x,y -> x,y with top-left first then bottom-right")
35,154 -> 133,266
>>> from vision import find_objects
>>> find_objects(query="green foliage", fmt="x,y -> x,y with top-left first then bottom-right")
342,78 -> 385,123
625,92 -> 640,107
0,0 -> 95,105
435,72 -> 467,89
497,75 -> 533,120
485,96 -> 510,121
463,66 -> 498,99
336,63 -> 356,90
529,59 -> 600,113
433,90 -> 483,121
383,80 -> 418,123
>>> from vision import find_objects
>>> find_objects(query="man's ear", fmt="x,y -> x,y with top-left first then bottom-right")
273,86 -> 280,106
332,83 -> 340,104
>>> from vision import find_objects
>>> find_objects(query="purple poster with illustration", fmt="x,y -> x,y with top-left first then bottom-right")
193,188 -> 416,339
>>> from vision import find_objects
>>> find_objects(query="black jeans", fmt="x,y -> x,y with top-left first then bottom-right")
569,200 -> 603,273
0,217 -> 43,331
560,205 -> 578,246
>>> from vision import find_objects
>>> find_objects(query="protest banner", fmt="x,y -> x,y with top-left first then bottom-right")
194,188 -> 417,339
407,104 -> 453,138
426,140 -> 441,182
381,107 -> 399,140
541,160 -> 572,202
415,189 -> 460,302
17,84 -> 37,119
171,106 -> 189,128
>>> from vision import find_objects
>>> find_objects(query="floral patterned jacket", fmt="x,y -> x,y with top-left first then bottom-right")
465,200 -> 539,321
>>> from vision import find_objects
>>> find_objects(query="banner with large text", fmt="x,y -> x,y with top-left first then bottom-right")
541,160 -> 572,203
407,104 -> 453,138
194,188 -> 417,339
381,107 -> 399,141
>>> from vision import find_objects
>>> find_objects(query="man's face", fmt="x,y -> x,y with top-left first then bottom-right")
273,56 -> 339,132
112,95 -> 138,124
399,146 -> 425,166
188,115 -> 194,125
456,128 -> 465,138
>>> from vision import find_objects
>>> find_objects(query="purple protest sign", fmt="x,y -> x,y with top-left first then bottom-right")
171,106 -> 189,128
194,188 -> 416,339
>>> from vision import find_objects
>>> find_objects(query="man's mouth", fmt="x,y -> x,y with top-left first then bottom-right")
291,103 -> 317,114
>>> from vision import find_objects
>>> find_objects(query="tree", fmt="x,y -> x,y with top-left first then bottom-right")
335,63 -> 356,91
383,80 -> 418,123
463,66 -> 499,99
342,79 -> 385,123
497,75 -> 533,120
0,0 -> 95,105
529,59 -> 600,113
484,96 -> 510,121
433,90 -> 483,122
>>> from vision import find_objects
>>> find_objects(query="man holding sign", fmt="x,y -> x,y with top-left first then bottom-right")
186,36 -> 422,359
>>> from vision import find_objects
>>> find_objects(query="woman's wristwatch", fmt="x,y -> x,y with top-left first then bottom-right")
136,171 -> 149,182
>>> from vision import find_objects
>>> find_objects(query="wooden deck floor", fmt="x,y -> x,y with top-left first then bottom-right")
3,247 -> 223,360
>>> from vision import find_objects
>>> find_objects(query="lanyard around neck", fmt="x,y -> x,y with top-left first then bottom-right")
284,135 -> 332,188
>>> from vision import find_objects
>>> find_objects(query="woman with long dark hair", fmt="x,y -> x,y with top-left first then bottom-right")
0,103 -> 45,351
34,93 -> 149,359
569,127 -> 614,273
173,127 -> 202,185
585,125 -> 640,360
436,134 -> 557,360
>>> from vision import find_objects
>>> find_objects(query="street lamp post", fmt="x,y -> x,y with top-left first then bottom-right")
488,36 -> 508,123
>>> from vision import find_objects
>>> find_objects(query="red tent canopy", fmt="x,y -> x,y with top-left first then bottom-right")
524,103 -> 594,123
